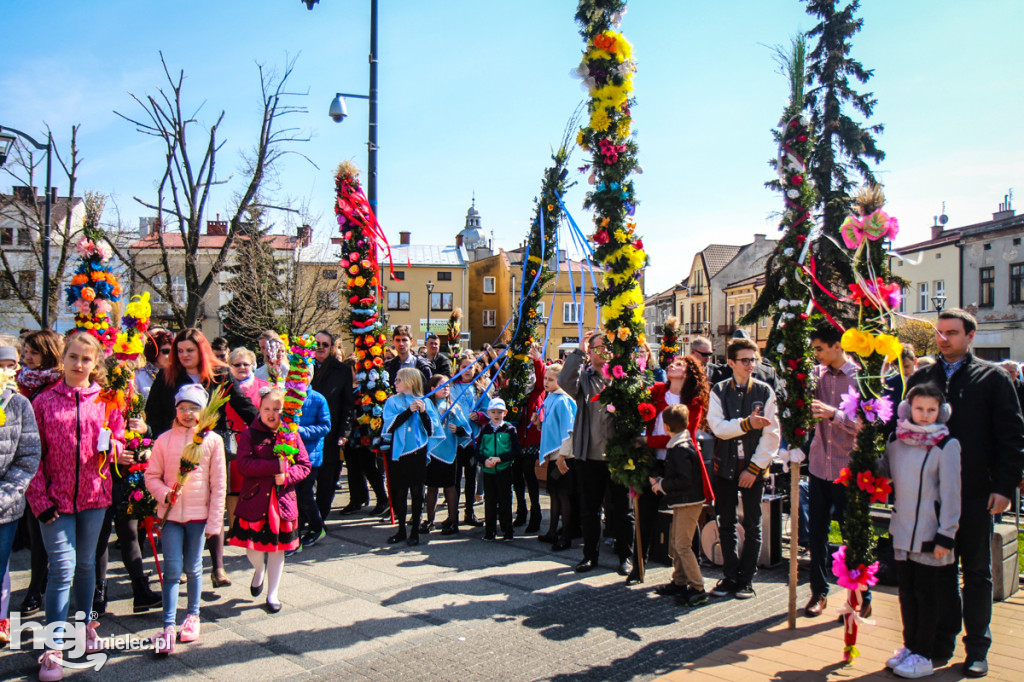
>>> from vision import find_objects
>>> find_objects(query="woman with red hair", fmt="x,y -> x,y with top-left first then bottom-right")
626,355 -> 714,585
143,328 -> 258,588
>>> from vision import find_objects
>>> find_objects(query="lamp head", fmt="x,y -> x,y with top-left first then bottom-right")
329,94 -> 348,123
0,131 -> 16,167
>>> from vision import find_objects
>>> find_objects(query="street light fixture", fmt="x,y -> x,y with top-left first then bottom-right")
932,294 -> 947,313
425,280 -> 435,344
0,124 -> 54,329
322,0 -> 380,215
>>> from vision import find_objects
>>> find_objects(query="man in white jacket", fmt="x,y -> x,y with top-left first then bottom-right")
706,337 -> 780,600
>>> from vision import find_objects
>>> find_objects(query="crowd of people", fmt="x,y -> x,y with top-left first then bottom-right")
0,307 -> 1022,679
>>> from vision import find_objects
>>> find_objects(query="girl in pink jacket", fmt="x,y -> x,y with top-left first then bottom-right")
27,333 -> 124,681
145,384 -> 226,655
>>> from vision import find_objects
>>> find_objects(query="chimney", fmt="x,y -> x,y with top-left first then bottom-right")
399,231 -> 411,245
12,186 -> 33,204
753,233 -> 766,242
50,187 -> 59,203
931,217 -> 943,240
297,224 -> 312,247
993,194 -> 1015,221
455,234 -> 463,248
206,217 -> 228,236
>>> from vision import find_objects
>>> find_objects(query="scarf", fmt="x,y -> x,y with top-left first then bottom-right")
16,366 -> 61,393
895,418 -> 950,449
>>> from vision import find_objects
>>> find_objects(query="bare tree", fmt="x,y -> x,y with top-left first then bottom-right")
0,126 -> 85,330
280,242 -> 348,339
109,52 -> 310,329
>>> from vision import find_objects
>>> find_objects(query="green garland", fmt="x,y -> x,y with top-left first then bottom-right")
574,0 -> 650,491
497,145 -> 573,417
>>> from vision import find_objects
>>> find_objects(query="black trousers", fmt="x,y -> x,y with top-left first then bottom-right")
580,460 -> 634,562
512,454 -> 540,515
388,451 -> 426,534
454,445 -> 478,516
21,511 -> 48,596
342,444 -> 387,509
935,499 -> 993,660
808,473 -> 849,595
633,488 -> 660,563
482,467 -> 513,538
316,439 -> 343,521
714,474 -> 765,584
296,465 -> 322,535
546,461 -> 574,543
95,478 -> 148,596
898,559 -> 959,659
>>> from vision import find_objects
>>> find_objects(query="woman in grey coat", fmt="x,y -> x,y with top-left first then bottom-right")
0,342 -> 42,640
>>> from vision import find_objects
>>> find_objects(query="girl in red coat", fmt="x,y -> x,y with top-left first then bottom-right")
627,355 -> 714,585
228,386 -> 310,614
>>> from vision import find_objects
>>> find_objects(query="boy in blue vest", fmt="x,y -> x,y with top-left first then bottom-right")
475,398 -> 521,542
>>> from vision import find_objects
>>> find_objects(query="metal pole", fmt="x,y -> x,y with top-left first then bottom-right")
41,133 -> 53,329
367,0 -> 379,215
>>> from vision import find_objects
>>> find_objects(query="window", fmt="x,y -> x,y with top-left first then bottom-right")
935,252 -> 942,259
430,292 -> 453,311
482,309 -> 496,327
760,317 -> 767,329
984,243 -> 992,251
535,302 -> 546,319
935,280 -> 945,303
391,270 -> 405,281
1015,238 -> 1022,247
483,276 -> 496,293
690,303 -> 695,322
387,291 -> 410,310
151,274 -> 186,304
322,269 -> 338,280
980,267 -> 995,308
563,301 -> 583,324
18,271 -> 36,299
729,306 -> 735,326
918,281 -> 929,312
437,271 -> 452,281
0,228 -> 11,245
17,228 -> 31,246
317,291 -> 340,310
899,287 -> 906,314
1011,264 -> 1024,304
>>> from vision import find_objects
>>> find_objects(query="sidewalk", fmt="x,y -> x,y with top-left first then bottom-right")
660,586 -> 1024,681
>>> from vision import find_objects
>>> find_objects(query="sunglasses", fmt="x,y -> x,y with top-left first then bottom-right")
232,362 -> 252,368
693,349 -> 713,358
160,348 -> 172,355
317,342 -> 332,348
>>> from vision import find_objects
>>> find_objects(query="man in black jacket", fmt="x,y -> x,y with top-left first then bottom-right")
425,333 -> 452,377
906,309 -> 1024,677
311,331 -> 363,518
384,325 -> 433,391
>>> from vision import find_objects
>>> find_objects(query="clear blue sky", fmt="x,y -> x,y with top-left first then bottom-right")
2,1 -> 1021,295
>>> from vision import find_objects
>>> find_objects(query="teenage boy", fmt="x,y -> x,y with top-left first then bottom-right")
906,308 -> 1024,677
706,337 -> 780,600
804,324 -> 863,617
384,325 -> 433,391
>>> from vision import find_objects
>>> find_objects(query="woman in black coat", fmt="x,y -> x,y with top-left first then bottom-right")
143,328 -> 258,588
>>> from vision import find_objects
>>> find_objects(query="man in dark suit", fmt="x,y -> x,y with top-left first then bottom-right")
425,333 -> 452,377
311,330 -> 361,518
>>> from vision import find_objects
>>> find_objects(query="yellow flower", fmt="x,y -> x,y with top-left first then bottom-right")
374,390 -> 387,402
616,326 -> 631,341
873,334 -> 903,362
624,459 -> 635,471
124,292 -> 152,320
354,276 -> 366,287
370,417 -> 382,431
590,107 -> 611,132
841,328 -> 875,358
638,333 -> 647,346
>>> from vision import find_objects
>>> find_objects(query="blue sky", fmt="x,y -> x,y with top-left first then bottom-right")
2,1 -> 1021,295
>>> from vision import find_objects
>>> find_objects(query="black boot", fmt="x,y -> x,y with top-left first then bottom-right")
132,579 -> 162,613
93,579 -> 107,616
513,509 -> 528,528
525,508 -> 542,533
463,512 -> 483,527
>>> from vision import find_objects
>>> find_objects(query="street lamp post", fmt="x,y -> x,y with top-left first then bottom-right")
425,280 -> 434,345
0,125 -> 53,328
324,0 -> 379,214
932,294 -> 947,314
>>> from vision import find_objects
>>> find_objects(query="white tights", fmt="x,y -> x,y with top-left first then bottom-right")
246,550 -> 285,605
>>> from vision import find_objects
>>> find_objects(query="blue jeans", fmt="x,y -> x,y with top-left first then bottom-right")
160,521 -> 205,628
39,507 -> 107,642
0,519 -> 19,618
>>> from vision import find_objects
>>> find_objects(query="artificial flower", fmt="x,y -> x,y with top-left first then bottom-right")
611,365 -> 626,379
841,328 -> 874,358
834,468 -> 852,486
856,470 -> 875,494
637,402 -> 656,421
873,334 -> 903,363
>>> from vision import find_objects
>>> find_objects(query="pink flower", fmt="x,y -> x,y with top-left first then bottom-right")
611,365 -> 626,379
95,241 -> 113,261
838,386 -> 861,421
75,237 -> 96,257
606,404 -> 616,413
831,545 -> 880,591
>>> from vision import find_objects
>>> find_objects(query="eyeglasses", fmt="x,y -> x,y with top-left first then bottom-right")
317,342 -> 332,348
160,348 -> 172,355
232,362 -> 252,368
175,404 -> 201,414
734,357 -> 757,366
693,349 -> 713,358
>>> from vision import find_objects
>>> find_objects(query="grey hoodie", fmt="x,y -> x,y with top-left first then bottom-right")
879,420 -> 961,566
0,387 -> 41,524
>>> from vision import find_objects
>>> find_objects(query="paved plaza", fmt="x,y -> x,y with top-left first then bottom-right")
2,493 -> 799,681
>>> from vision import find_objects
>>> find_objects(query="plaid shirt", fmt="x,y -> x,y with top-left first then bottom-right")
808,360 -> 862,481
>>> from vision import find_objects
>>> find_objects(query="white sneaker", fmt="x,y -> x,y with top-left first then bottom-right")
894,653 -> 934,678
887,647 -> 912,670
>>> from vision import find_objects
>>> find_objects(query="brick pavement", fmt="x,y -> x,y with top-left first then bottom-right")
2,498 -> 802,681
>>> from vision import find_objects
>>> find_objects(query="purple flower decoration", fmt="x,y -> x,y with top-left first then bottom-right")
838,386 -> 861,421
885,287 -> 902,310
862,395 -> 894,424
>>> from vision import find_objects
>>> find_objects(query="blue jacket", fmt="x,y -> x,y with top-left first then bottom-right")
539,392 -> 577,465
298,388 -> 332,468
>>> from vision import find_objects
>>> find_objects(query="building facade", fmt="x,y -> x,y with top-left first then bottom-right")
723,273 -> 768,351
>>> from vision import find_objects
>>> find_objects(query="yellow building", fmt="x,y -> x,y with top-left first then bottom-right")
376,231 -> 468,346
466,249 -> 514,351
723,273 -> 769,351
889,222 -> 961,321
